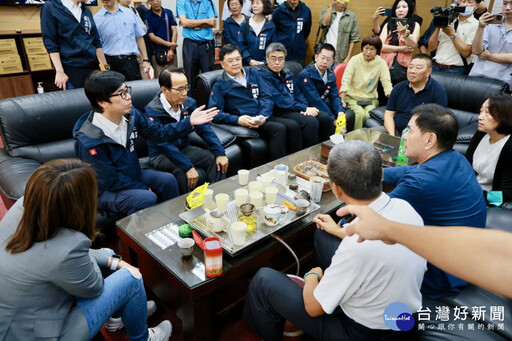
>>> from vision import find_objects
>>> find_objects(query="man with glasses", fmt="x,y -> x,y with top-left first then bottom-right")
297,43 -> 347,126
260,42 -> 334,146
73,71 -> 218,216
145,68 -> 228,194
209,44 -> 298,160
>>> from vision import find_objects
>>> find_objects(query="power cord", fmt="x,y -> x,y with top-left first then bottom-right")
270,233 -> 300,276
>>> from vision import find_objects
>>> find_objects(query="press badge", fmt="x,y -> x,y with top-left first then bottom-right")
297,18 -> 303,34
250,84 -> 259,98
321,87 -> 330,100
259,35 -> 267,50
286,80 -> 294,93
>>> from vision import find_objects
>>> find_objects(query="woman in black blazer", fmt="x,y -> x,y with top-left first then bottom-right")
465,93 -> 512,204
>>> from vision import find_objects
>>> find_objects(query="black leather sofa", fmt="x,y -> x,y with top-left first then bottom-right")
0,79 -> 243,212
364,73 -> 509,154
413,207 -> 512,341
193,62 -> 355,169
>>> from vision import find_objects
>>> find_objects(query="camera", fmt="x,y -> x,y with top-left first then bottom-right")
431,2 -> 465,28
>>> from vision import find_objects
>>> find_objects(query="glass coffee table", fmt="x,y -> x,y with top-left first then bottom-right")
116,144 -> 342,340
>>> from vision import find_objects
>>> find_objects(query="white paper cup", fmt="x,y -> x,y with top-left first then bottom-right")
309,176 -> 325,203
275,170 -> 286,185
215,193 -> 230,213
203,188 -> 214,209
265,186 -> 278,205
234,188 -> 249,207
250,191 -> 263,208
231,221 -> 247,246
238,169 -> 249,186
260,175 -> 273,191
248,181 -> 262,193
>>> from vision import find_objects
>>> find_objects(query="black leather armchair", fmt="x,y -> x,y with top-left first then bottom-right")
0,79 -> 243,211
365,73 -> 509,154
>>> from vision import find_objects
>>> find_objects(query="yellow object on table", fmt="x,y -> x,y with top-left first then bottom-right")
185,182 -> 209,210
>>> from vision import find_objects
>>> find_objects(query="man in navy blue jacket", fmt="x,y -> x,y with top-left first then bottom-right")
73,71 -> 218,216
209,44 -> 302,160
41,0 -> 108,89
272,0 -> 311,66
260,42 -> 334,146
297,43 -> 345,125
145,69 -> 229,194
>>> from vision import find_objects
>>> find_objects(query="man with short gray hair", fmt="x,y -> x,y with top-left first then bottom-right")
243,140 -> 426,340
260,42 -> 334,146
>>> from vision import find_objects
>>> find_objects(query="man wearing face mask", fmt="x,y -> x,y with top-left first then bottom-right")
427,0 -> 479,74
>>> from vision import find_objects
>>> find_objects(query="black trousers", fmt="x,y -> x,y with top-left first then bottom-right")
182,38 -> 214,93
242,229 -> 400,341
255,121 -> 287,161
149,145 -> 225,194
63,64 -> 98,89
106,55 -> 142,81
275,111 -> 317,149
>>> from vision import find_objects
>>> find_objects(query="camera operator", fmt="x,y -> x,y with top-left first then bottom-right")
428,0 -> 478,74
470,0 -> 512,87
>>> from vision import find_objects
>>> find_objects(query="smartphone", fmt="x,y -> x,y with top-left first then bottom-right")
489,13 -> 503,25
392,17 -> 409,27
383,8 -> 393,17
252,116 -> 265,123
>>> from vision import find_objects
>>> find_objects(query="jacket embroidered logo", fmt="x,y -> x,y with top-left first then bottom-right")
89,148 -> 97,156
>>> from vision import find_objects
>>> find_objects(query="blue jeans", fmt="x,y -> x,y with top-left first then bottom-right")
76,268 -> 148,341
432,65 -> 465,74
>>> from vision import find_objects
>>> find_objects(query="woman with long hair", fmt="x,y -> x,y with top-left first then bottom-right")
466,94 -> 512,206
0,159 -> 171,341
378,0 -> 421,84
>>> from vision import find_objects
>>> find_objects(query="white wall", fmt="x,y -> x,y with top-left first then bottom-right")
161,0 -> 219,67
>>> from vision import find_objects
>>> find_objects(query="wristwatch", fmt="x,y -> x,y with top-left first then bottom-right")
449,33 -> 457,40
143,59 -> 151,62
110,254 -> 122,271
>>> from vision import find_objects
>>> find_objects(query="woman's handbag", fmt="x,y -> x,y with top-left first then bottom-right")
389,55 -> 408,84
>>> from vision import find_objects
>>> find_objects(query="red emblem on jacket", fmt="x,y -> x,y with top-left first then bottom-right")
89,148 -> 97,156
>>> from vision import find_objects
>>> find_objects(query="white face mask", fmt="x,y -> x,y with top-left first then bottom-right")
461,6 -> 474,16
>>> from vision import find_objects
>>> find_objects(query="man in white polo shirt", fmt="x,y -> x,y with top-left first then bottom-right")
243,141 -> 427,340
428,0 -> 479,74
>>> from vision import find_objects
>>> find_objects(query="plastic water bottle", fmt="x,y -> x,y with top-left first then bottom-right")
396,127 -> 409,166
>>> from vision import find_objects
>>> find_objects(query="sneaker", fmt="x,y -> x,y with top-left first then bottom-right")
105,300 -> 157,332
147,320 -> 172,341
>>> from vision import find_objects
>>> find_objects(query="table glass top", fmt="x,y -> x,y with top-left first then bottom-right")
116,144 -> 342,289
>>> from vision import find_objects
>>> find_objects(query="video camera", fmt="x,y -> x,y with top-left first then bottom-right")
431,2 -> 465,28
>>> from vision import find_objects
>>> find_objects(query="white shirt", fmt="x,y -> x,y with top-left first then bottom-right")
159,93 -> 182,122
325,12 -> 343,48
249,17 -> 265,37
314,193 -> 427,329
434,15 -> 479,66
227,68 -> 247,87
92,112 -> 128,147
315,64 -> 328,84
473,134 -> 510,191
61,0 -> 82,22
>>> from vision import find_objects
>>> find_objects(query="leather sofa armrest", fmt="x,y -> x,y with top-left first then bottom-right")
212,123 -> 261,139
0,151 -> 42,206
368,106 -> 386,125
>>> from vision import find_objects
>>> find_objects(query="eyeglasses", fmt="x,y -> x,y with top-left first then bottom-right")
268,56 -> 286,63
224,57 -> 242,65
318,55 -> 333,62
109,86 -> 132,100
170,85 -> 190,93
